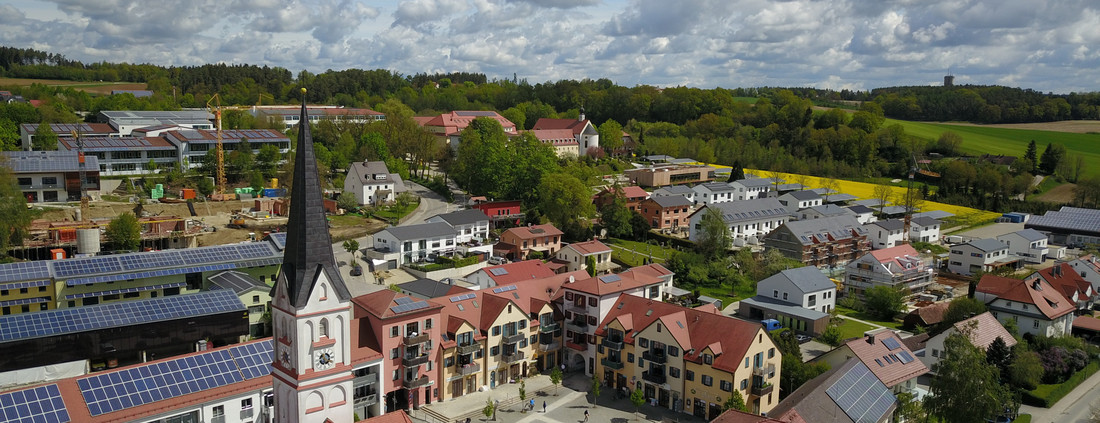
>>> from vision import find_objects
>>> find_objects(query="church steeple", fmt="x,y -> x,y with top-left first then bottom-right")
279,88 -> 351,307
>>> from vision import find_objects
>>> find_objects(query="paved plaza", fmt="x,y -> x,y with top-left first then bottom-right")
413,373 -> 707,423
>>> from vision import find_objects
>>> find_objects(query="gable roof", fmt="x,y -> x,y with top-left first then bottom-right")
1036,263 -> 1092,303
784,190 -> 821,201
397,278 -> 456,299
347,161 -> 392,185
502,224 -> 563,239
477,259 -> 557,285
712,409 -> 807,423
595,294 -> 767,374
804,204 -> 852,217
1008,228 -> 1048,242
759,266 -> 835,294
910,216 -> 941,227
531,117 -> 593,136
847,204 -> 875,215
967,238 -> 1008,252
870,219 -> 905,231
428,209 -> 490,226
867,244 -> 926,274
618,185 -> 650,199
648,195 -> 693,208
907,302 -> 949,326
768,359 -> 896,423
688,197 -> 789,223
732,178 -> 775,188
696,182 -> 737,193
379,222 -> 457,241
839,329 -> 928,388
208,270 -> 268,294
653,185 -> 694,195
353,289 -> 443,320
952,311 -> 1017,350
564,239 -> 612,255
977,274 -> 1075,320
566,267 -> 665,296
777,215 -> 867,246
529,129 -> 578,145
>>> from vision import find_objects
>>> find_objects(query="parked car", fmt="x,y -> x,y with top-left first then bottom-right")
796,334 -> 812,344
350,266 -> 363,276
488,256 -> 507,265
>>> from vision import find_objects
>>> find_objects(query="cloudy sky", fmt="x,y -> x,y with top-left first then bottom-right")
3,0 -> 1099,93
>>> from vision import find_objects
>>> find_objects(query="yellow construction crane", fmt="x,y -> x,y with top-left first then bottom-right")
70,130 -> 90,222
206,94 -> 227,194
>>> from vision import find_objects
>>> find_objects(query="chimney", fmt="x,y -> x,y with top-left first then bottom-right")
867,333 -> 876,344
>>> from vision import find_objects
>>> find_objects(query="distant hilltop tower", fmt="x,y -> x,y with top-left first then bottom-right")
944,75 -> 955,87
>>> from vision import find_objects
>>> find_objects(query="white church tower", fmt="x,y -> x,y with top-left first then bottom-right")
271,89 -> 356,423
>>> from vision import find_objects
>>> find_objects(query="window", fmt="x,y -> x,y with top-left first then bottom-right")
241,398 -> 253,410
669,367 -> 680,378
565,292 -> 573,301
41,177 -> 57,186
212,405 -> 224,418
252,295 -> 260,304
782,293 -> 788,300
445,357 -> 454,367
627,353 -> 634,363
425,318 -> 433,329
703,354 -> 713,365
588,296 -> 597,307
768,348 -> 775,358
493,326 -> 501,336
720,380 -> 732,392
393,370 -> 400,381
773,290 -> 778,298
391,348 -> 399,359
744,358 -> 749,368
391,326 -> 399,337
685,370 -> 694,381
668,346 -> 679,357
491,346 -> 500,356
639,338 -> 648,348
1033,320 -> 1040,329
740,379 -> 748,390
702,375 -> 713,386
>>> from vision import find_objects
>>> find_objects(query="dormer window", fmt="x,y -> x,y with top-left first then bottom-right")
375,174 -> 387,180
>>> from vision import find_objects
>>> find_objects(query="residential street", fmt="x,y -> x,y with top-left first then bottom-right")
1020,370 -> 1100,423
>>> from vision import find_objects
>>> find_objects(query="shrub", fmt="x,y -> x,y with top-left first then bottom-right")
1022,361 -> 1100,407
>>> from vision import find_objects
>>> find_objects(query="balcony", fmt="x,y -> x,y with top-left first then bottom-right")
601,337 -> 624,350
355,372 -> 379,385
402,354 -> 430,367
642,370 -> 666,384
565,341 -> 588,351
403,375 -> 431,389
751,383 -> 774,397
538,341 -> 561,352
457,343 -> 481,355
502,351 -> 526,364
457,362 -> 481,376
240,407 -> 254,420
539,322 -> 559,333
601,358 -> 624,370
355,393 -> 379,406
642,350 -> 667,364
404,333 -> 430,346
752,363 -> 775,377
211,416 -> 226,423
502,333 -> 525,345
566,319 -> 588,333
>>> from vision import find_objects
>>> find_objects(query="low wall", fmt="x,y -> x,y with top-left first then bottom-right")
403,261 -> 487,282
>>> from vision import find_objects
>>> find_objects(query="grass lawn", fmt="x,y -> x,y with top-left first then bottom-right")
884,118 -> 1100,178
607,238 -> 675,260
835,306 -> 903,329
1014,415 -> 1032,423
373,202 -> 418,221
835,318 -> 876,340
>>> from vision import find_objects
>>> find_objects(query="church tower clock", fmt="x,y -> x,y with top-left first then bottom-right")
271,89 -> 355,423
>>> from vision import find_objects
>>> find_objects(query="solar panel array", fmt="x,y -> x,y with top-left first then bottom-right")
0,279 -> 51,291
71,137 -> 175,152
63,282 -> 186,300
267,232 -> 287,250
825,363 -> 896,423
881,337 -> 901,351
394,297 -> 414,305
0,297 -> 50,307
66,263 -> 236,286
0,384 -> 69,423
1,150 -> 92,173
52,257 -> 124,278
1029,206 -> 1100,233
449,293 -> 476,302
492,285 -> 516,293
390,299 -> 431,314
897,351 -> 915,364
0,290 -> 244,342
599,274 -> 622,284
0,261 -> 51,283
489,268 -> 509,276
228,341 -> 274,379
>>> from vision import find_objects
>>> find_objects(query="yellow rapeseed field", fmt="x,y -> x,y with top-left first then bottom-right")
700,163 -> 1001,226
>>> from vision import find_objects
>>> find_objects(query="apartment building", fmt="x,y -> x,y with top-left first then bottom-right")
496,224 -> 563,261
555,239 -> 616,275
764,215 -> 871,269
1,150 -> 100,203
595,295 -> 782,418
947,238 -> 1019,276
844,245 -> 934,296
687,198 -> 791,244
352,291 -> 444,410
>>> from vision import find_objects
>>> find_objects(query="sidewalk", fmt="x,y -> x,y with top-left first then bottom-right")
1019,368 -> 1100,423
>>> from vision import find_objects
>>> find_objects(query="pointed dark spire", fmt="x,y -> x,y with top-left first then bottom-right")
279,88 -> 351,307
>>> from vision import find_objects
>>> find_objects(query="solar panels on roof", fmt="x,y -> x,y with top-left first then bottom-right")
395,296 -> 415,305
0,261 -> 51,283
897,350 -> 915,364
529,228 -> 545,234
599,274 -> 622,283
0,290 -> 244,343
0,384 -> 69,423
449,293 -> 476,302
390,300 -> 431,314
882,337 -> 901,351
489,268 -> 509,276
825,362 -> 896,423
52,256 -> 123,278
493,285 -> 517,293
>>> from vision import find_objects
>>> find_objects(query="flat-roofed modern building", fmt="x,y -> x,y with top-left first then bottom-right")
56,135 -> 178,176
164,128 -> 291,171
98,110 -> 214,136
19,122 -> 116,151
255,106 -> 385,129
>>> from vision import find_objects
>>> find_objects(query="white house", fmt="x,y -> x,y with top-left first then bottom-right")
691,182 -> 738,206
867,219 -> 906,250
371,222 -> 458,266
756,266 -> 836,314
847,205 -> 878,224
687,197 -> 791,245
997,229 -> 1050,264
729,178 -> 774,200
1068,254 -> 1100,293
555,239 -> 616,275
909,216 -> 942,243
776,190 -> 823,213
799,204 -> 854,221
921,312 -> 1016,373
947,238 -> 1019,276
651,185 -> 695,203
425,209 -> 490,244
344,161 -> 406,206
845,244 -> 934,296
976,274 -> 1076,337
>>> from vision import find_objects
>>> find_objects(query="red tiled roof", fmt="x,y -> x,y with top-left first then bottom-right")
352,290 -> 443,319
359,410 -> 413,423
528,129 -> 578,145
531,117 -> 591,136
712,409 -> 807,423
421,111 -> 517,136
842,329 -> 928,388
502,224 -> 563,240
479,259 -> 557,285
869,244 -> 922,269
1037,263 -> 1093,303
977,274 -> 1075,320
909,302 -> 949,325
595,295 -> 766,374
566,239 -> 612,255
1073,315 -> 1100,332
565,269 -> 663,296
953,312 -> 1017,350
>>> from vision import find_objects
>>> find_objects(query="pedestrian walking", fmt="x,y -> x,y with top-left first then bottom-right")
530,399 -> 535,412
543,401 -> 547,413
583,409 -> 589,422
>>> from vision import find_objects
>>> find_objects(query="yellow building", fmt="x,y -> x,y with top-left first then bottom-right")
433,271 -> 584,401
595,294 -> 781,419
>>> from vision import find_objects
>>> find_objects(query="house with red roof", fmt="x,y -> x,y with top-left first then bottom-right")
1068,254 -> 1100,293
844,244 -> 935,297
975,274 -> 1076,337
353,290 -> 444,411
555,239 -> 617,275
417,111 -> 517,148
531,112 -> 599,156
527,128 -> 579,157
466,259 -> 558,289
922,312 -> 1016,372
1033,262 -> 1095,312
594,294 -> 782,418
495,224 -> 563,261
561,264 -> 673,375
814,329 -> 928,395
593,185 -> 650,212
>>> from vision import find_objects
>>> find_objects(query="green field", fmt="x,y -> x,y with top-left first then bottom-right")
884,118 -> 1100,177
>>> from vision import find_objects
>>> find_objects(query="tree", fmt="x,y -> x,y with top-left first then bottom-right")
519,380 -> 527,410
695,207 -> 731,258
256,144 -> 281,178
1024,140 -> 1039,173
343,239 -> 360,261
862,285 -> 906,320
872,184 -> 893,216
941,297 -> 988,329
32,123 -> 58,151
1039,142 -> 1066,175
197,177 -> 214,197
586,255 -> 598,277
337,191 -> 358,211
821,178 -> 840,201
146,159 -> 159,175
630,388 -> 645,420
819,324 -> 842,346
629,212 -> 650,241
0,158 -> 32,256
893,391 -> 926,422
550,367 -> 563,395
590,375 -> 601,408
483,398 -> 496,421
934,131 -> 963,156
926,329 -> 1012,423
723,391 -> 748,412
1007,350 -> 1043,391
598,119 -> 624,152
537,172 -> 595,237
106,212 -> 142,252
985,336 -> 1013,380
249,171 -> 265,194
598,189 -> 632,238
